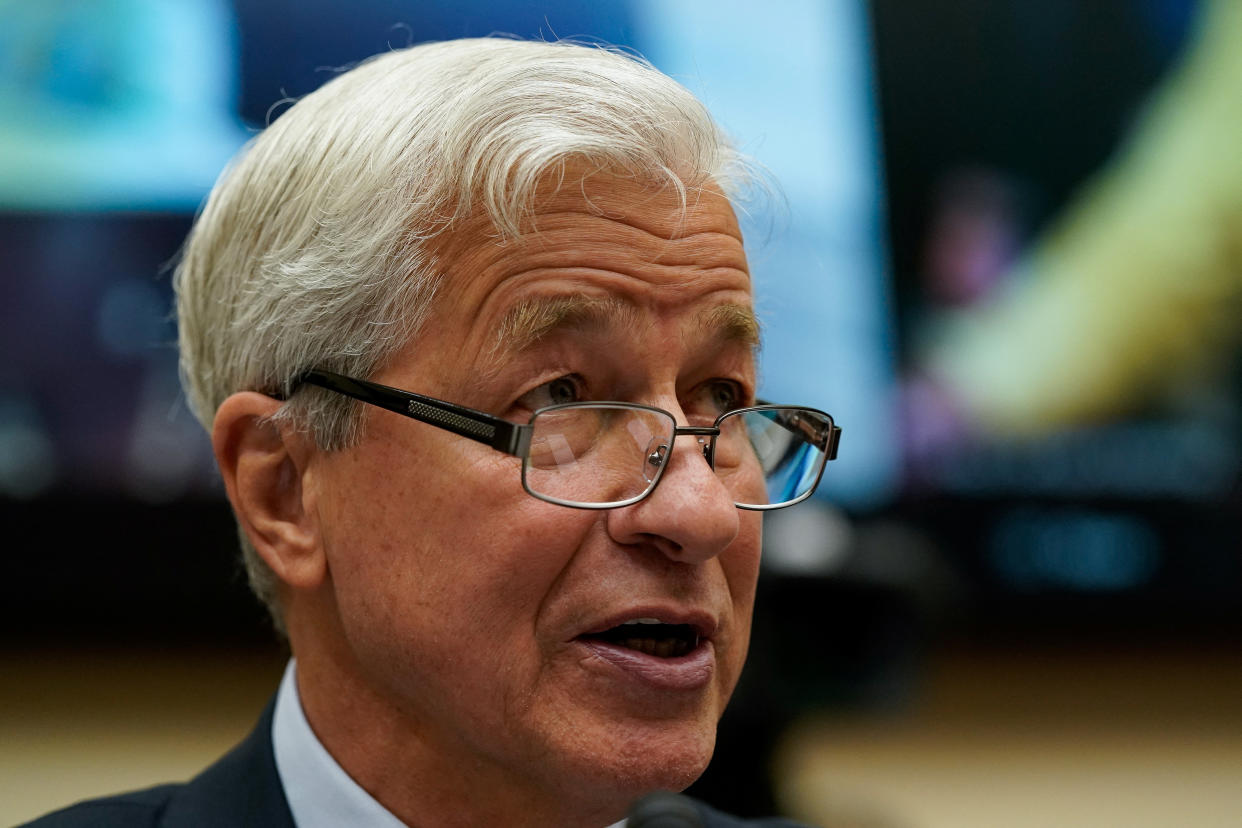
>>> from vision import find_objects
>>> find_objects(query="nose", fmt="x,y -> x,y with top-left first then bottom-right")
606,420 -> 741,564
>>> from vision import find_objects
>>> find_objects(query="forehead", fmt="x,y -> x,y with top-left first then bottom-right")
426,172 -> 755,360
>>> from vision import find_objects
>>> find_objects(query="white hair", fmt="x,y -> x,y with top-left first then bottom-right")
174,37 -> 755,627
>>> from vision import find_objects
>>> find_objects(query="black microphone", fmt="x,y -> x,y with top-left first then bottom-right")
626,791 -> 705,828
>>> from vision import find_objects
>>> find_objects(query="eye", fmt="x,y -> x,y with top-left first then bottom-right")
517,375 -> 584,410
704,379 -> 744,415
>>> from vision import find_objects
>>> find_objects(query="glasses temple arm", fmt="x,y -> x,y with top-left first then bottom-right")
296,370 -> 531,456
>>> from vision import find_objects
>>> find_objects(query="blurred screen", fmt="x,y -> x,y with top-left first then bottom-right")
4,0 -> 1238,629
874,0 -> 1241,620
1,0 -> 895,506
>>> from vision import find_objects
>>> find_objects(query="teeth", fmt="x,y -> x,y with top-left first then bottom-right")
590,619 -> 702,658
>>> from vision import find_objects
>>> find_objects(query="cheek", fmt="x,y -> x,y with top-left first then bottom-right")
316,433 -> 594,666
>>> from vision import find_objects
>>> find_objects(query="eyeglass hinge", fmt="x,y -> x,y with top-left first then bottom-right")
825,425 -> 842,461
499,423 -> 533,458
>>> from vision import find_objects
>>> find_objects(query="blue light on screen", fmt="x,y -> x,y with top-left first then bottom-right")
0,0 -> 248,212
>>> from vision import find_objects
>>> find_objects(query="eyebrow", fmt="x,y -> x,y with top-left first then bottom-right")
492,295 -> 639,358
491,294 -> 761,360
693,302 -> 762,351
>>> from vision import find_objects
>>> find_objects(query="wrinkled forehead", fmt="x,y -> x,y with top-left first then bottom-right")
421,169 -> 756,362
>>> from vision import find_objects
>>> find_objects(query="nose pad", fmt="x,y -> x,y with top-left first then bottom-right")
642,437 -> 670,484
698,435 -> 713,466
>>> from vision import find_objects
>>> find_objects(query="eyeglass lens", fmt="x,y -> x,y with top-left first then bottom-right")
522,404 -> 829,509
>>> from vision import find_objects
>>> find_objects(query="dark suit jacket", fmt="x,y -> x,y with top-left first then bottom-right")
18,698 -> 807,827
19,699 -> 295,828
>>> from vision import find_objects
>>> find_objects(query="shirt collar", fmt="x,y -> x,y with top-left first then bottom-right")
271,659 -> 408,828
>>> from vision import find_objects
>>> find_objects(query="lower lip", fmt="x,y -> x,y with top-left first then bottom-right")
574,638 -> 715,691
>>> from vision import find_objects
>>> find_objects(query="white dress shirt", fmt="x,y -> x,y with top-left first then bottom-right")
271,659 -> 626,828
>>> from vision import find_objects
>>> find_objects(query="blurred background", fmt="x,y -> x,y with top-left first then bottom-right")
2,1 -> 1240,826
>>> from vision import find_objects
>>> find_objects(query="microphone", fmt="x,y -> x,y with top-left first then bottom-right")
626,791 -> 705,828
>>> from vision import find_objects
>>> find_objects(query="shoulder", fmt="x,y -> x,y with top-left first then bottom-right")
15,784 -> 179,828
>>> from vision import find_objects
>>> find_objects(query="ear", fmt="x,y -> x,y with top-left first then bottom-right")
212,392 -> 326,591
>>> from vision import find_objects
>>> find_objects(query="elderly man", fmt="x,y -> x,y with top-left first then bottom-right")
26,38 -> 838,828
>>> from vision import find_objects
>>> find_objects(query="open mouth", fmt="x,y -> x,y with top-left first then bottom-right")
581,618 -> 701,658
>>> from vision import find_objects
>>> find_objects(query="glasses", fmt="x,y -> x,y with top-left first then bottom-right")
296,370 -> 840,510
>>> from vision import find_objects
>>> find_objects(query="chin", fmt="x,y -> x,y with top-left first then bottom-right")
563,716 -> 718,811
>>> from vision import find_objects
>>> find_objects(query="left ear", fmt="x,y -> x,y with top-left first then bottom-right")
211,392 -> 327,591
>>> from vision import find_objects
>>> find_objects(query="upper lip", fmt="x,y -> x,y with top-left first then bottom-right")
576,606 -> 719,641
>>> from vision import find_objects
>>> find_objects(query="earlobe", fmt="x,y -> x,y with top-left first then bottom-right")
212,392 -> 326,590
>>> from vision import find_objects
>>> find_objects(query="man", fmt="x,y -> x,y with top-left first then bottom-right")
25,38 -> 838,827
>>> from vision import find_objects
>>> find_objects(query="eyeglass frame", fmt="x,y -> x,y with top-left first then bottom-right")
293,369 -> 841,511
